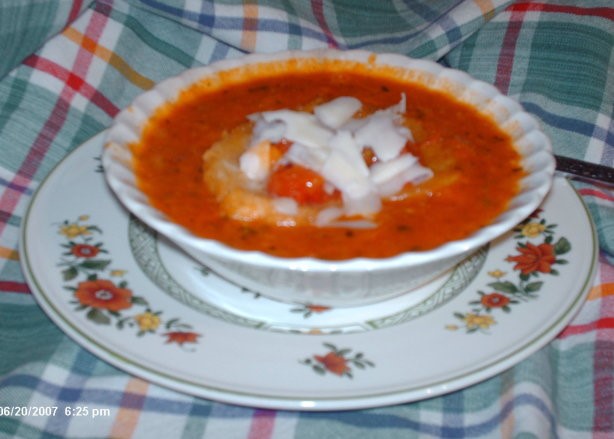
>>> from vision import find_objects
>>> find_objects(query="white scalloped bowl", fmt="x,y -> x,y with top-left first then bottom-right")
102,49 -> 555,307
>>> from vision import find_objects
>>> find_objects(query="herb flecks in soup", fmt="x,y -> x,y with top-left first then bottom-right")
132,60 -> 524,260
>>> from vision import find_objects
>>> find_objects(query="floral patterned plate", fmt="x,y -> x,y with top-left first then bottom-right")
20,132 -> 597,410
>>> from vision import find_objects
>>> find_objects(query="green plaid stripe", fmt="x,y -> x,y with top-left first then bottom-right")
445,3 -> 614,162
123,0 -> 513,57
444,1 -> 614,257
0,0 -> 93,79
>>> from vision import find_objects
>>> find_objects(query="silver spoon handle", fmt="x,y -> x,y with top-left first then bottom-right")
555,155 -> 614,186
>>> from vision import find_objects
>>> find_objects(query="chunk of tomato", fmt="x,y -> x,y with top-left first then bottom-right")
267,163 -> 338,205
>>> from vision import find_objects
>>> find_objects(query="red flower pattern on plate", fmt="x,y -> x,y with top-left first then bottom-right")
314,352 -> 350,376
449,209 -> 570,334
302,343 -> 374,378
164,331 -> 201,346
70,243 -> 101,258
75,279 -> 133,311
480,292 -> 511,309
505,242 -> 556,275
58,214 -> 201,347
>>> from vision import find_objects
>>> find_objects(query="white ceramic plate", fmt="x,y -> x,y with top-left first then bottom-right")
21,132 -> 597,410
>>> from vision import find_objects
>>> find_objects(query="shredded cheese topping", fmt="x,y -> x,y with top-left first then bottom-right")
239,95 -> 433,226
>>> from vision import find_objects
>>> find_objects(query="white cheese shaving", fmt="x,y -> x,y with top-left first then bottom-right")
342,190 -> 382,217
249,118 -> 285,146
258,110 -> 332,149
284,142 -> 329,170
321,150 -> 374,201
371,155 -> 417,196
314,96 -> 362,129
328,130 -> 370,177
391,92 -> 407,114
315,206 -> 344,226
370,154 -> 417,185
239,94 -> 432,226
353,112 -> 409,161
239,140 -> 272,181
272,197 -> 299,215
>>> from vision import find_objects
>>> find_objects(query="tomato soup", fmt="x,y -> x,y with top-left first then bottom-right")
131,61 -> 524,260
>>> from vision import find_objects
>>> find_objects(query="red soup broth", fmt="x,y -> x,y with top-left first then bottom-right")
130,60 -> 524,260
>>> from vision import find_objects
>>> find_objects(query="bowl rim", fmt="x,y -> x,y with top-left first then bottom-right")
102,48 -> 555,272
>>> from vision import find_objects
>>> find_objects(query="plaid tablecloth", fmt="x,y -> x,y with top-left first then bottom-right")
1,0 -> 613,437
